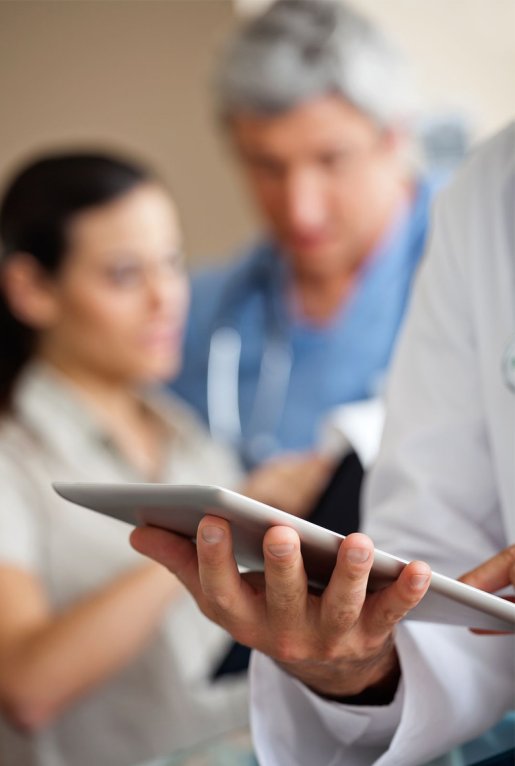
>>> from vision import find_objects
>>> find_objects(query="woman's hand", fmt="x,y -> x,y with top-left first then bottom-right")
131,520 -> 431,701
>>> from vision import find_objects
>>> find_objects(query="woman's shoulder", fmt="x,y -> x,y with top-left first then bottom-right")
0,413 -> 44,499
0,411 -> 37,462
0,414 -> 42,544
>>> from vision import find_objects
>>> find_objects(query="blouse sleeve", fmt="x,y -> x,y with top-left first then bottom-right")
0,448 -> 42,572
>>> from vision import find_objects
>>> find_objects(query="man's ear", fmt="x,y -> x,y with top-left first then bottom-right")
1,254 -> 60,329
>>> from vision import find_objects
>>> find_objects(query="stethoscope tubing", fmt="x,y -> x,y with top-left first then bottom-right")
206,251 -> 294,463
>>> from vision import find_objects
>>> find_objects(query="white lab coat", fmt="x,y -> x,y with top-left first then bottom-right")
250,123 -> 515,766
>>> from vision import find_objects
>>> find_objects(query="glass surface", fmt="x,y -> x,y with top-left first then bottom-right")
138,714 -> 514,766
137,728 -> 257,766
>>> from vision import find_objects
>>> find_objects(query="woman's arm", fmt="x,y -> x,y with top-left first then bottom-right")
0,561 -> 180,732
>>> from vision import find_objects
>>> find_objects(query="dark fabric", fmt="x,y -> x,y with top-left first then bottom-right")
212,641 -> 252,680
471,749 -> 515,766
213,451 -> 364,679
306,450 -> 363,536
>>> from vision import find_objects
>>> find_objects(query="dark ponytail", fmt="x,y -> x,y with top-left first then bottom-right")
0,152 -> 152,411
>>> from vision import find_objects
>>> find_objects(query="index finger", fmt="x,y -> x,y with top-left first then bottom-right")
460,545 -> 515,592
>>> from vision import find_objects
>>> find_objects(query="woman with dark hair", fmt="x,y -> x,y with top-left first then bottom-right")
0,150 -> 333,765
0,154 -> 155,410
0,151 -> 316,766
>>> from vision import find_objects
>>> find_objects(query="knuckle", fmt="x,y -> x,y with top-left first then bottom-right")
361,632 -> 394,659
265,546 -> 296,577
345,567 -> 368,584
325,603 -> 358,629
382,606 -> 409,626
324,635 -> 368,665
347,586 -> 366,606
266,556 -> 299,579
267,554 -> 298,579
273,632 -> 307,664
202,585 -> 237,614
198,552 -> 225,576
212,592 -> 236,612
320,638 -> 348,663
271,591 -> 301,612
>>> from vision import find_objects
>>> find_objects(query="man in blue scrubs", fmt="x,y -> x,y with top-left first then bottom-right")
173,0 -> 437,469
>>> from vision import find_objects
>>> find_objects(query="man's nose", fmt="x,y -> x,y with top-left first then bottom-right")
283,170 -> 326,231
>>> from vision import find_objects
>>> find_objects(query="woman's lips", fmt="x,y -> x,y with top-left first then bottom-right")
139,325 -> 184,350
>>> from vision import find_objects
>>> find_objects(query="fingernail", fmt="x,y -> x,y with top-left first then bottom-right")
201,526 -> 225,544
346,547 -> 370,563
410,574 -> 430,590
267,543 -> 295,557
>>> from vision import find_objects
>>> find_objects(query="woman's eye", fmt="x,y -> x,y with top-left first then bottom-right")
104,264 -> 144,287
100,253 -> 184,286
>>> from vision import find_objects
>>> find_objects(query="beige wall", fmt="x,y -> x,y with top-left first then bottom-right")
1,0 -> 514,268
0,0 -> 255,266
237,0 -> 515,138
346,0 -> 515,138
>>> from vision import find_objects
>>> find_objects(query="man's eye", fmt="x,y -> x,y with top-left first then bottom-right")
318,151 -> 350,170
249,157 -> 284,178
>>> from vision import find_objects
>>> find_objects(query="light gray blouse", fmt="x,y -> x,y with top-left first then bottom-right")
0,363 -> 248,766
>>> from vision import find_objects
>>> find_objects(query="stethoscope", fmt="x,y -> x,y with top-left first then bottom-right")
206,238 -> 515,467
206,249 -> 293,468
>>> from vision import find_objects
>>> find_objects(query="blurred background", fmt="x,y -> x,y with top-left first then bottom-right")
0,0 -> 514,266
0,5 -> 514,764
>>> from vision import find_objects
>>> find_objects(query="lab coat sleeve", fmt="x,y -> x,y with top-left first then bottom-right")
250,138 -> 515,765
251,626 -> 513,766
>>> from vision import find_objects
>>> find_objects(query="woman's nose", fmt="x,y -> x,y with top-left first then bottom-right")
145,265 -> 186,314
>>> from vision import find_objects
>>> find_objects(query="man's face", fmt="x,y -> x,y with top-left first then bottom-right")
228,95 -> 404,279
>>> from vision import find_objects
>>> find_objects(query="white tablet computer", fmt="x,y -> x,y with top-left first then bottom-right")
53,482 -> 515,632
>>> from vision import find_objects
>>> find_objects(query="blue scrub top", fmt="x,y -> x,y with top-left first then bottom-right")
172,179 -> 435,467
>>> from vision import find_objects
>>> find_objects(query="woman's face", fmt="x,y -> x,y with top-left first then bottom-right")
38,183 -> 189,385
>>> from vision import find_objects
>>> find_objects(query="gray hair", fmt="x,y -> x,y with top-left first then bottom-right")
216,0 -> 418,128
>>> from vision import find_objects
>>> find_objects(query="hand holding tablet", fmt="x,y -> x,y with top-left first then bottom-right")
53,483 -> 515,632
53,481 -> 515,701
